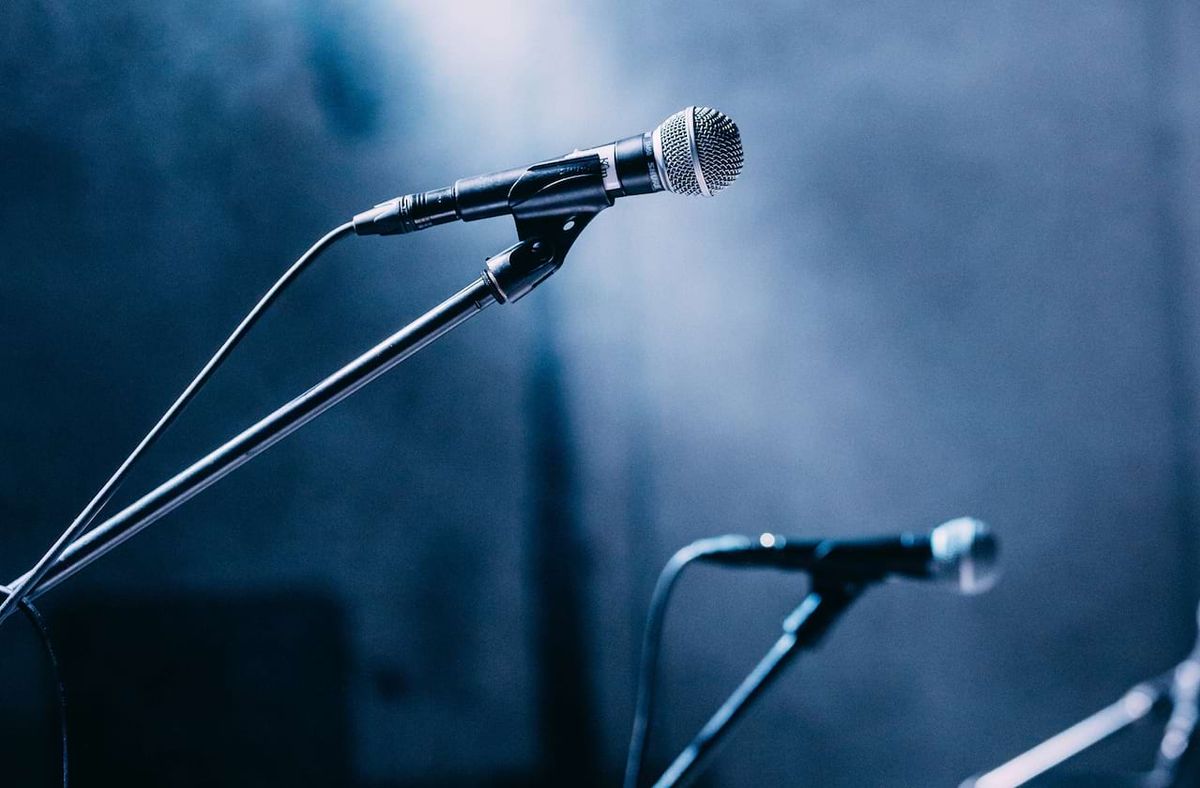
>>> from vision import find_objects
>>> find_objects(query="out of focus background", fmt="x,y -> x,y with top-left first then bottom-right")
2,2 -> 1199,786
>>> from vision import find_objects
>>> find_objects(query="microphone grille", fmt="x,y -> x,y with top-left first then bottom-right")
653,106 -> 744,197
930,518 -> 999,595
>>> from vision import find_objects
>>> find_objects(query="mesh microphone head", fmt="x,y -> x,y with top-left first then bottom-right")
651,106 -> 744,197
930,518 -> 1000,595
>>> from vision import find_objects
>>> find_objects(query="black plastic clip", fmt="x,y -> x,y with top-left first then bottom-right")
483,155 -> 612,303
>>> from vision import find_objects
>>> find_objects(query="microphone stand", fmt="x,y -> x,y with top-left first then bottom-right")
958,673 -> 1172,788
5,157 -> 612,604
1147,635 -> 1200,787
962,601 -> 1200,788
651,577 -> 864,788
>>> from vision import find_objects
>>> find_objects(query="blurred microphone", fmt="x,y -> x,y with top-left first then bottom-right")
352,105 -> 744,236
695,517 -> 999,594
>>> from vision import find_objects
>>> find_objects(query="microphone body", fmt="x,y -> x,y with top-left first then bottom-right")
352,106 -> 742,236
695,518 -> 998,594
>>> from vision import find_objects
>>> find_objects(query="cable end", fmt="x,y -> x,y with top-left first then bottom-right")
352,199 -> 402,236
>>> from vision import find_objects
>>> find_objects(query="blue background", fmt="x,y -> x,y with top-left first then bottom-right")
2,2 -> 1199,785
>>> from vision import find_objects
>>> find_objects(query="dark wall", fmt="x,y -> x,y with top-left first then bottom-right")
1,2 -> 1197,786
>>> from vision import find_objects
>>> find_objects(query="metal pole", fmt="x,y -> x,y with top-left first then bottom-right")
6,277 -> 496,601
652,582 -> 861,788
961,676 -> 1169,788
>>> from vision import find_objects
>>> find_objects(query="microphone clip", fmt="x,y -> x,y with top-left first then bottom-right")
484,155 -> 611,303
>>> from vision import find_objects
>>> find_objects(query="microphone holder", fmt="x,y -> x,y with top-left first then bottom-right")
5,158 -> 612,603
651,577 -> 864,788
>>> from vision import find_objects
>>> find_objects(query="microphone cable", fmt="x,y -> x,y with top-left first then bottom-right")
0,222 -> 355,625
623,536 -> 754,788
1,584 -> 68,787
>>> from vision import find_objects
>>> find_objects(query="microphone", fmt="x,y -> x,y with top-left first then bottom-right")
694,517 -> 999,594
352,106 -> 744,236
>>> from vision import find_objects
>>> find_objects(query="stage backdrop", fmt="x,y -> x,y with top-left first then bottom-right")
1,1 -> 1198,786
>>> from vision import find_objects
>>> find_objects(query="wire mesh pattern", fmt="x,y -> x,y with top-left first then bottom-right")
657,106 -> 743,196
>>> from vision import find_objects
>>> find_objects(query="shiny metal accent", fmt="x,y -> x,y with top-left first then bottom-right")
566,143 -> 622,192
642,132 -> 665,192
930,517 -> 999,594
685,107 -> 711,197
651,122 -> 669,192
656,108 -> 699,195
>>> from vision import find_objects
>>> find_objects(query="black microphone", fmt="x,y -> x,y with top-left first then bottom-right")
351,106 -> 744,236
693,517 -> 999,594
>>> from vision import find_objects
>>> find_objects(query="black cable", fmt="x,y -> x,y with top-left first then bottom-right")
0,222 -> 355,622
623,536 -> 752,788
22,601 -> 67,788
1,584 -> 68,787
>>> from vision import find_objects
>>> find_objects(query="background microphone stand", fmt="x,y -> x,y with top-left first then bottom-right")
5,157 -> 612,604
961,601 -> 1200,788
651,577 -> 864,788
959,674 -> 1172,788
1147,618 -> 1200,788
